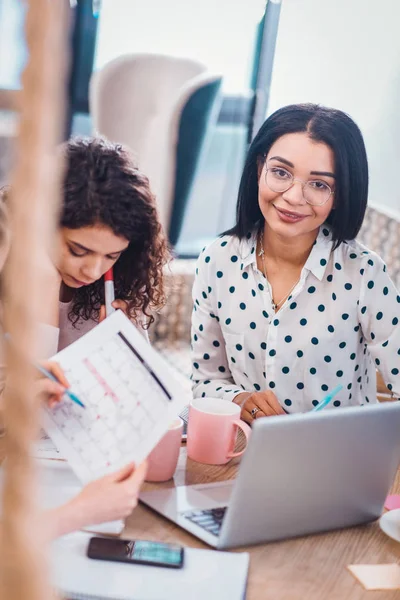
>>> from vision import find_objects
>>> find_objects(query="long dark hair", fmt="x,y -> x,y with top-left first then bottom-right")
226,103 -> 369,246
61,137 -> 169,326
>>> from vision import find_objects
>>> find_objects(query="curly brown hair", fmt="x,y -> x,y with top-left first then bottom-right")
61,137 -> 169,326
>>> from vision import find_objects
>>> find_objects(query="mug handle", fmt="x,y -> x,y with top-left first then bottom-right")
227,419 -> 252,459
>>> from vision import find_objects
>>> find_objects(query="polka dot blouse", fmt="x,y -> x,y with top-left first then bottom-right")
191,226 -> 400,412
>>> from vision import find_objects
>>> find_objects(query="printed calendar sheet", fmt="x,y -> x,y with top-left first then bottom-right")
41,310 -> 187,483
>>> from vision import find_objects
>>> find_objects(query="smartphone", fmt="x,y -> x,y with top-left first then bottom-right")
87,536 -> 184,569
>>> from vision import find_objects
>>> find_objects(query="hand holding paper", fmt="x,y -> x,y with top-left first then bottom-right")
55,461 -> 148,537
41,310 -> 187,483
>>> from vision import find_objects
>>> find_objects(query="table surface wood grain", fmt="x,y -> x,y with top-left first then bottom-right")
124,446 -> 400,600
1,436 -> 400,599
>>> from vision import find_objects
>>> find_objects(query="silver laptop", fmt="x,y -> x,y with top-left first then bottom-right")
140,401 -> 400,549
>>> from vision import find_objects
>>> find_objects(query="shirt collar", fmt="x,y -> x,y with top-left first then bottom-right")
238,226 -> 333,281
239,232 -> 258,270
303,226 -> 333,281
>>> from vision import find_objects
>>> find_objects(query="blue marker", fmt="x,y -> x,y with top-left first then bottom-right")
311,384 -> 343,412
35,364 -> 85,409
4,332 -> 85,409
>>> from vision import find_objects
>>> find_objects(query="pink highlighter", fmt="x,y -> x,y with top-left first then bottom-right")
104,267 -> 115,317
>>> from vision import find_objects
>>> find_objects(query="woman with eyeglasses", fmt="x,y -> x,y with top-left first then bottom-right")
191,103 -> 400,424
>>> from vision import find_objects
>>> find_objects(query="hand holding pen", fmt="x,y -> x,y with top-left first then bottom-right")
35,360 -> 85,409
34,360 -> 69,408
239,383 -> 343,423
99,267 -> 130,322
4,333 -> 85,410
237,389 -> 288,424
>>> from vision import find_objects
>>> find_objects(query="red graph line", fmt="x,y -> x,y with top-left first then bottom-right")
83,357 -> 120,403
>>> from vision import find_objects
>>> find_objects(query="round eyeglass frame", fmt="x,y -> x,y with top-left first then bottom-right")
264,167 -> 334,207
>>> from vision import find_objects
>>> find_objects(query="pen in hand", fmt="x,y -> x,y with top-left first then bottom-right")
35,363 -> 85,409
4,332 -> 85,409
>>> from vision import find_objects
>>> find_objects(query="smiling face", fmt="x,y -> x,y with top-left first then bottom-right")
56,224 -> 130,288
258,132 -> 335,240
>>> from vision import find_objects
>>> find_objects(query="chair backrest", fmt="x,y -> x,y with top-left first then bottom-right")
163,72 -> 222,246
90,53 -> 220,233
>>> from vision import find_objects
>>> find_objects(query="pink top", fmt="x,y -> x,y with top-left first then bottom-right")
45,301 -> 148,356
0,302 -> 148,396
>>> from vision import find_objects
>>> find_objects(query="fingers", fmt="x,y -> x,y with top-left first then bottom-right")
101,460 -> 148,486
99,301 -> 128,321
36,379 -> 64,397
121,462 -> 147,513
35,378 -> 65,408
43,380 -> 65,397
245,394 -> 279,417
257,391 -> 286,416
70,462 -> 147,526
42,360 -> 70,389
264,391 -> 287,415
121,460 -> 148,489
128,460 -> 148,485
242,406 -> 268,424
241,408 -> 255,424
241,391 -> 286,423
112,299 -> 128,313
109,462 -> 136,483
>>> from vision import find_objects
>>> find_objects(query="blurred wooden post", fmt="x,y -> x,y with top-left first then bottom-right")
0,1 -> 69,599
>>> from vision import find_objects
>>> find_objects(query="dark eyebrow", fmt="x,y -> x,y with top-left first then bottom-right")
69,241 -> 91,252
268,156 -> 335,179
69,241 -> 123,256
268,156 -> 294,168
310,170 -> 335,179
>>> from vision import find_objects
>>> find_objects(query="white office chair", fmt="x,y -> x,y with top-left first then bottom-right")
90,53 -> 222,243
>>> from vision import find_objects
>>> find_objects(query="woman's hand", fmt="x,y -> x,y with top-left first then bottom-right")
45,461 -> 148,540
99,300 -> 129,322
44,461 -> 147,540
71,461 -> 147,525
235,390 -> 287,424
34,360 -> 70,409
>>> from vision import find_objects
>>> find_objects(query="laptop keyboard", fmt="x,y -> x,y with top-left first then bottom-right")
183,507 -> 227,536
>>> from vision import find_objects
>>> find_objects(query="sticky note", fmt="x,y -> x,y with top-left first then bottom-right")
347,564 -> 400,590
385,495 -> 400,511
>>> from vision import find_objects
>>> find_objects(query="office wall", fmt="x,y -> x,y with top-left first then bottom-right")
267,0 -> 400,219
0,0 -> 25,89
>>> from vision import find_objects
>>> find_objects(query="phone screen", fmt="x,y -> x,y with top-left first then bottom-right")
87,537 -> 184,569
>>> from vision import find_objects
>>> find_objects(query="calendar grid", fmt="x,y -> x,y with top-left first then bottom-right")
46,332 -> 171,476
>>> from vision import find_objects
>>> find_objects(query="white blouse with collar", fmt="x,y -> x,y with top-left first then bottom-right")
191,226 -> 400,412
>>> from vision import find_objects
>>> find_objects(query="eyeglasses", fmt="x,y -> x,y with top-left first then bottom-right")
265,167 -> 334,207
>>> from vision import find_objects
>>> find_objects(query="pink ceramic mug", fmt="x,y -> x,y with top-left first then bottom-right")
145,418 -> 183,482
187,397 -> 251,465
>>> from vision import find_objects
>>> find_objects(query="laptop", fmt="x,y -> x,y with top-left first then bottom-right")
140,401 -> 400,549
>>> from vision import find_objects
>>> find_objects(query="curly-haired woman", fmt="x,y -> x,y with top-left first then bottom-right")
15,136 -> 169,353
0,137 -> 169,538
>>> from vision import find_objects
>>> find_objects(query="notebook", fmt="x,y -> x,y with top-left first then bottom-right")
42,310 -> 187,483
51,531 -> 250,600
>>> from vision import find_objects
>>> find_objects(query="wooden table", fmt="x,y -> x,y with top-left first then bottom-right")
1,436 -> 399,598
125,446 -> 400,600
